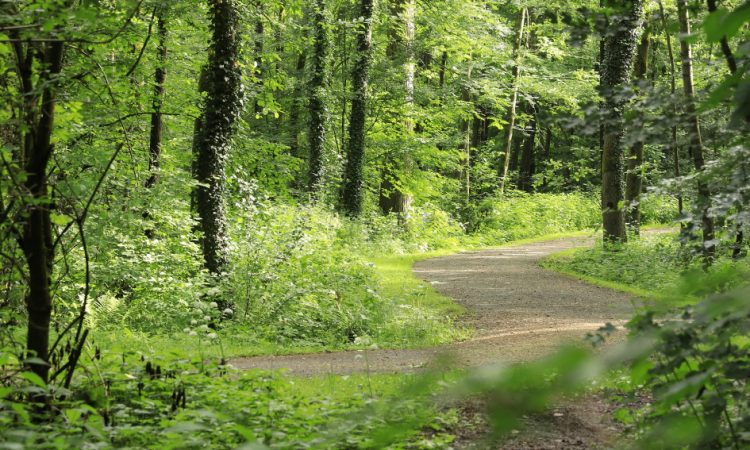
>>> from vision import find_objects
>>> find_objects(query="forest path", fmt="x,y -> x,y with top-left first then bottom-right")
230,235 -> 637,376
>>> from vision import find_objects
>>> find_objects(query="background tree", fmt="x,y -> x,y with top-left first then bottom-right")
600,0 -> 643,244
341,0 -> 375,217
676,0 -> 714,260
193,0 -> 244,275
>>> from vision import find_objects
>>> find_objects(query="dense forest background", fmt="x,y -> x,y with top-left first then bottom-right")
1,0 -> 749,448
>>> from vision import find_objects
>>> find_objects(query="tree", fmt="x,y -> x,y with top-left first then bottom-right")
625,26 -> 650,235
600,0 -> 643,244
676,0 -> 715,260
308,0 -> 329,194
498,7 -> 528,193
341,0 -> 374,217
193,0 -> 243,275
378,0 -> 416,218
15,38 -> 65,385
145,7 -> 169,189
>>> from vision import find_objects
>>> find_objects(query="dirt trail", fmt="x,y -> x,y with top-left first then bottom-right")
230,236 -> 636,376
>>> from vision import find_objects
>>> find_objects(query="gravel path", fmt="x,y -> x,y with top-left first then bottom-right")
229,235 -> 637,376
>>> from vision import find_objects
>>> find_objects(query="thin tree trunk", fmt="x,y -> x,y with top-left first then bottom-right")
438,51 -> 448,88
706,0 -> 738,74
600,0 -> 643,245
677,0 -> 716,260
20,40 -> 65,384
194,0 -> 243,275
657,0 -> 684,218
341,0 -> 374,217
308,0 -> 329,194
146,10 -> 168,189
625,27 -> 650,235
517,103 -> 537,192
499,7 -> 527,193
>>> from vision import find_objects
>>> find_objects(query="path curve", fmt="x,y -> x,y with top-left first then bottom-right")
230,236 -> 636,376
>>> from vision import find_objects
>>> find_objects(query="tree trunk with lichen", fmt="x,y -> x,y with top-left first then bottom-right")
600,0 -> 643,245
341,0 -> 374,217
194,0 -> 243,275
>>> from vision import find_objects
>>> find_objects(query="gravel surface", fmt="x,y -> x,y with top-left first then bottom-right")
229,236 -> 637,375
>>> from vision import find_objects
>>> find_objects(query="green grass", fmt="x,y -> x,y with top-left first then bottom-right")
538,229 -> 750,312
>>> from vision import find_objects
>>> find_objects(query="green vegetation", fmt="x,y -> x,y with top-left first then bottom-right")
2,0 -> 750,448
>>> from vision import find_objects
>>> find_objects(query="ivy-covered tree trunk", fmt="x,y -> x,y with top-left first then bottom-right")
15,40 -> 65,384
308,0 -> 329,194
379,0 -> 415,218
677,0 -> 715,260
341,0 -> 374,217
517,103 -> 537,192
600,0 -> 643,245
194,0 -> 243,275
499,7 -> 527,193
146,9 -> 168,189
625,27 -> 650,235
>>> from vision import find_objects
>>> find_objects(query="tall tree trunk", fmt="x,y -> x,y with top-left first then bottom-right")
499,7 -> 527,193
18,40 -> 65,384
657,0 -> 684,218
146,10 -> 168,189
341,0 -> 374,217
625,27 -> 650,235
194,0 -> 243,275
308,0 -> 329,194
600,0 -> 643,245
379,0 -> 416,218
517,103 -> 537,192
677,0 -> 716,260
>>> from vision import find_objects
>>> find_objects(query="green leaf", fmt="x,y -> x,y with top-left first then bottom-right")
20,371 -> 47,388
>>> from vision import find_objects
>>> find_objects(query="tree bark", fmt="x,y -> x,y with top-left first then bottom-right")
677,0 -> 716,260
341,0 -> 374,217
308,0 -> 329,194
18,40 -> 65,384
499,7 -> 527,193
194,0 -> 243,275
146,10 -> 168,189
600,0 -> 643,245
625,27 -> 650,235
